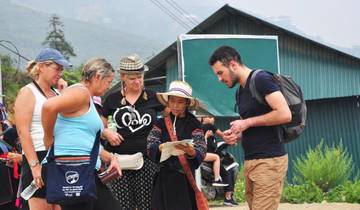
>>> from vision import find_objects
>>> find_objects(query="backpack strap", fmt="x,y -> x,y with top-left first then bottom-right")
249,70 -> 266,104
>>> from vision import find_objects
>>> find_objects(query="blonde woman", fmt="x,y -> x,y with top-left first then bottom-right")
14,48 -> 70,210
42,57 -> 122,210
101,54 -> 164,210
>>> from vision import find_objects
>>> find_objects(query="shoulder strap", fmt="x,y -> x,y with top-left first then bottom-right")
249,70 -> 265,104
164,116 -> 200,193
32,81 -> 58,99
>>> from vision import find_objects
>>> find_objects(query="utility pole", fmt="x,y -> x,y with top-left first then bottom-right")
0,58 -> 2,104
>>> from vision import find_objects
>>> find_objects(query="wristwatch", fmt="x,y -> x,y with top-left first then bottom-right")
29,160 -> 39,168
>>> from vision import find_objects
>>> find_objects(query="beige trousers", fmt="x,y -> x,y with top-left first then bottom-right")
244,154 -> 288,210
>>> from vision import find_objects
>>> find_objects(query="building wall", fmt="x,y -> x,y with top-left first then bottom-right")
165,54 -> 179,87
159,11 -> 360,181
200,14 -> 360,100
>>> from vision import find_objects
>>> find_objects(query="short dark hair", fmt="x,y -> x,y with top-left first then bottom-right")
208,45 -> 243,67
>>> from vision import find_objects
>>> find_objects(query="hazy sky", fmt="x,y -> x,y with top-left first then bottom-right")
10,0 -> 360,50
215,0 -> 360,48
5,0 -> 360,59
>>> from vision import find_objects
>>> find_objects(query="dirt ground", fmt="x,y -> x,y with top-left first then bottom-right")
210,202 -> 360,210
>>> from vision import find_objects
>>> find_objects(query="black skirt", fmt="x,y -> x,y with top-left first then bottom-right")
21,151 -> 48,199
151,166 -> 197,210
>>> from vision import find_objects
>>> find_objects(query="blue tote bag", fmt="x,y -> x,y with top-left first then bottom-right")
46,131 -> 100,205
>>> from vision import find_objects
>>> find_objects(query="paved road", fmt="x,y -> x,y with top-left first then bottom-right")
210,203 -> 360,210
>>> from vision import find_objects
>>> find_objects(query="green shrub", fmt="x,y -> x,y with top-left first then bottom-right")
325,184 -> 345,202
281,182 -> 323,203
343,180 -> 360,203
293,140 -> 353,192
233,166 -> 246,203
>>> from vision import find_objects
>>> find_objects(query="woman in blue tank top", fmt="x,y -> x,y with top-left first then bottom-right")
42,58 -> 123,210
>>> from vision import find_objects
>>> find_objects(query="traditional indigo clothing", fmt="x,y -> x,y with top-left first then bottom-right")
147,112 -> 206,210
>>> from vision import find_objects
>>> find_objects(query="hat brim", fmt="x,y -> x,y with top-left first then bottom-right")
53,59 -> 72,68
156,92 -> 199,109
119,65 -> 149,74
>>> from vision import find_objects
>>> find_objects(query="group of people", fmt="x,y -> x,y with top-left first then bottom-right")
5,44 -> 290,210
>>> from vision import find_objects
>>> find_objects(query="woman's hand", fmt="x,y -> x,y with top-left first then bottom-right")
31,165 -> 44,188
159,143 -> 164,152
7,152 -> 22,164
205,130 -> 213,139
175,143 -> 196,157
102,129 -> 123,146
106,154 -> 122,178
57,78 -> 68,92
43,134 -> 54,150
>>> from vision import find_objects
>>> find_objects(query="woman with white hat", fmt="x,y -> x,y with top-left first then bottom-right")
147,80 -> 207,210
101,54 -> 164,210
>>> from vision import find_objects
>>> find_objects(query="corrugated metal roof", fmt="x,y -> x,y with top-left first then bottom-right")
146,4 -> 360,70
145,4 -> 360,100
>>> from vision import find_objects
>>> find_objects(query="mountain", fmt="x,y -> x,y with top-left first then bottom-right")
1,0 -> 359,68
0,0 -> 163,67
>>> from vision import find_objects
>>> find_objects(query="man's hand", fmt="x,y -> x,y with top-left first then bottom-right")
230,119 -> 250,134
223,129 -> 241,145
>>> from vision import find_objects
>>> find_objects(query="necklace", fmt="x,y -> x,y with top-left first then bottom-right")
127,104 -> 137,121
32,80 -> 57,98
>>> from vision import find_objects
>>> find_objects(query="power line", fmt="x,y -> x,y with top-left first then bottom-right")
149,0 -> 192,30
164,0 -> 200,26
0,41 -> 29,61
0,40 -> 29,74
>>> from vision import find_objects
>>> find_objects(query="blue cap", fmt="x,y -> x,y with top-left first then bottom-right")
35,48 -> 72,68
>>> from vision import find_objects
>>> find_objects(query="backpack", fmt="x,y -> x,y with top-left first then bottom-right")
249,70 -> 307,143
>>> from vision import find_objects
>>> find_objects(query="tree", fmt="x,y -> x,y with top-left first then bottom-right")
62,64 -> 83,86
42,14 -> 76,60
1,55 -> 31,111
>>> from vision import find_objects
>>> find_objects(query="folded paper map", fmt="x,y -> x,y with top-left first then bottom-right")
160,139 -> 194,162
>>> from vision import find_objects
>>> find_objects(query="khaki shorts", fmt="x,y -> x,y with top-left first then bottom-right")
244,155 -> 288,210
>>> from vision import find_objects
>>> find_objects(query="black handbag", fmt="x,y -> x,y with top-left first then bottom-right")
46,131 -> 100,205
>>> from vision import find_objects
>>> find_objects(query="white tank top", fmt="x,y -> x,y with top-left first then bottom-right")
25,83 -> 56,152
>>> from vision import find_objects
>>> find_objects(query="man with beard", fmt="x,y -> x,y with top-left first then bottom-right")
209,46 -> 291,210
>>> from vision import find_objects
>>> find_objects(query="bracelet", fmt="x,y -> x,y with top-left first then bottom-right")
29,160 -> 40,168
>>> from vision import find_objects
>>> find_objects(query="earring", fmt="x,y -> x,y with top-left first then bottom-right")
142,85 -> 148,101
121,82 -> 126,105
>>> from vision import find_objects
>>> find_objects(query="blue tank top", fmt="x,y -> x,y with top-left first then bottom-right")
53,96 -> 104,169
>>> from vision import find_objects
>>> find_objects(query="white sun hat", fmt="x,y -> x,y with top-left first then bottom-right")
156,80 -> 199,109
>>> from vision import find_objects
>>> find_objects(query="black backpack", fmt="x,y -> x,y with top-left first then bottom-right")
249,70 -> 307,143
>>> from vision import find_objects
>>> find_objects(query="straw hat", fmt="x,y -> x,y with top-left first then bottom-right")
119,54 -> 148,74
157,81 -> 199,109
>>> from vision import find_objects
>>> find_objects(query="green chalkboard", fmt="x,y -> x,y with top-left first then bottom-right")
178,34 -> 279,117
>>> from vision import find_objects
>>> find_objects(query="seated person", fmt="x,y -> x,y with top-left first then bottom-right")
201,116 -> 238,206
201,116 -> 228,187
